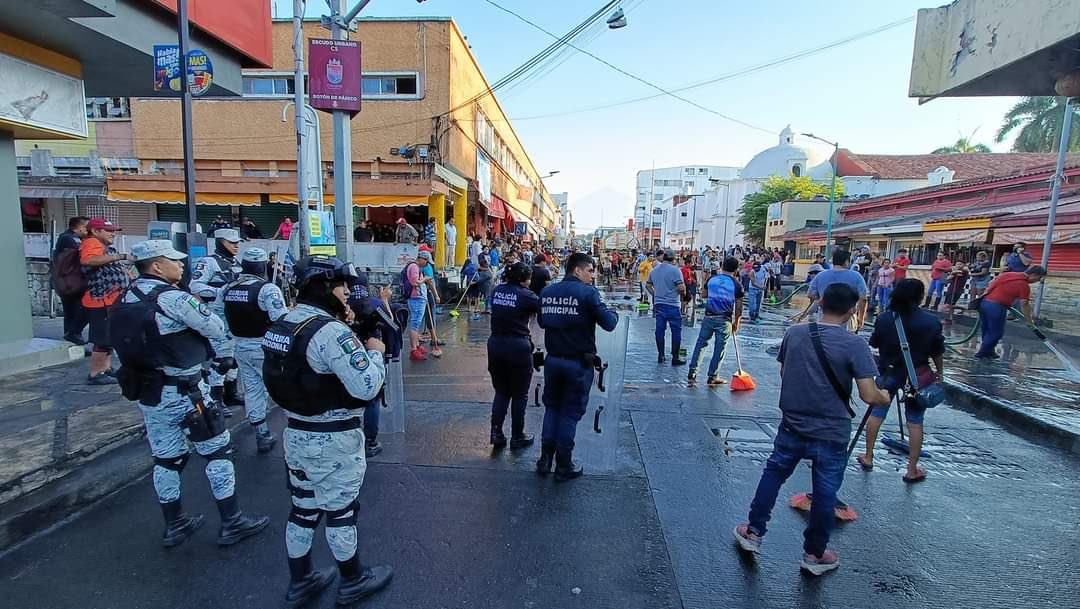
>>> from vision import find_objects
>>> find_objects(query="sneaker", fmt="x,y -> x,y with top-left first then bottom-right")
87,372 -> 117,385
707,376 -> 727,386
63,334 -> 87,346
800,549 -> 840,575
365,440 -> 382,458
733,524 -> 761,554
409,348 -> 426,362
687,369 -> 697,384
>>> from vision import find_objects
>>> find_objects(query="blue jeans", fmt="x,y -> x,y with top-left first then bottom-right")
364,399 -> 379,442
654,303 -> 682,356
748,288 -> 763,320
976,300 -> 1007,358
876,286 -> 892,309
541,356 -> 595,454
747,425 -> 847,557
929,278 -> 946,299
689,315 -> 731,377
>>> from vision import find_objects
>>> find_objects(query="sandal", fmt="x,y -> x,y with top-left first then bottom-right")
856,454 -> 873,471
902,468 -> 927,483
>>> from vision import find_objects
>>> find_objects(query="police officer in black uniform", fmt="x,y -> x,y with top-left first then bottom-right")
262,256 -> 392,608
487,262 -> 540,449
537,252 -> 619,481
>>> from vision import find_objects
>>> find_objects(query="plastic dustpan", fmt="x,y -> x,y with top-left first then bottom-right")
729,330 -> 756,391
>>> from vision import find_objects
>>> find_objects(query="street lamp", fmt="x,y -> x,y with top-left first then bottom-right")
680,194 -> 705,253
540,170 -> 561,179
801,132 -> 840,261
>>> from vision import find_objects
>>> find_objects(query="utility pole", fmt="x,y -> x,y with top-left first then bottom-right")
802,133 -> 839,261
647,162 -> 655,251
176,0 -> 203,260
293,0 -> 311,256
1034,96 -> 1074,319
327,0 -> 359,261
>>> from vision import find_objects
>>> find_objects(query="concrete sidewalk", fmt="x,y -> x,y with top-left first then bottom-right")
1,305 -> 1078,609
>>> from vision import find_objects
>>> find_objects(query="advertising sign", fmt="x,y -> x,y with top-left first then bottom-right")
308,38 -> 362,113
309,211 -> 337,255
154,45 -> 214,95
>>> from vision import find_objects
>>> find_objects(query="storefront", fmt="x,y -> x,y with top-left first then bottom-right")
921,219 -> 993,264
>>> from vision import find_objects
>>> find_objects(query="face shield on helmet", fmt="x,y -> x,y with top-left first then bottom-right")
292,255 -> 359,316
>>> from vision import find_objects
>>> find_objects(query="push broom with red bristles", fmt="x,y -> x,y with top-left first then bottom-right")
729,329 -> 756,391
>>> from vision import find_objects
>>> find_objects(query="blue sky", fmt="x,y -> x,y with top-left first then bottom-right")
279,0 -> 1022,230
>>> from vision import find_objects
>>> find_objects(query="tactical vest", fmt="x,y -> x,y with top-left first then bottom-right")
208,254 -> 239,288
262,315 -> 370,417
111,283 -> 213,372
224,279 -> 272,338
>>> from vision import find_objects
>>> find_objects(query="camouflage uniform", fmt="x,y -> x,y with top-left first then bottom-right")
190,243 -> 242,394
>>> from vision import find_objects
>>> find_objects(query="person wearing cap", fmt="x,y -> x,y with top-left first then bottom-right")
646,249 -> 687,366
975,265 -> 1047,359
404,251 -> 434,359
79,217 -> 134,384
261,255 -> 392,607
116,240 -> 269,548
222,247 -> 289,453
394,217 -> 418,244
191,228 -> 246,414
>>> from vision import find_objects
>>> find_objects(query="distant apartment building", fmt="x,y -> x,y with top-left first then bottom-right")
634,165 -> 739,248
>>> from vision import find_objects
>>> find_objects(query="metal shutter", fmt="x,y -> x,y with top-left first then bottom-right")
1048,244 -> 1080,273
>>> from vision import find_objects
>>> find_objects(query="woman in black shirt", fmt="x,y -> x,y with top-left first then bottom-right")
486,262 -> 540,450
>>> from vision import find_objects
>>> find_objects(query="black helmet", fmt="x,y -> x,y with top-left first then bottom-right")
292,255 -> 358,291
504,261 -> 532,284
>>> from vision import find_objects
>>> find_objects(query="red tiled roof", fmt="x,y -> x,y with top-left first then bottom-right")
836,150 -> 1066,180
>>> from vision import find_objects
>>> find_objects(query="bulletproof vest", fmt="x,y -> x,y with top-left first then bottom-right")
111,283 -> 213,372
224,279 -> 272,338
262,316 -> 370,417
208,254 -> 239,287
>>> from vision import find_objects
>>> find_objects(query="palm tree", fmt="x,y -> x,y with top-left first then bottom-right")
995,96 -> 1080,152
931,135 -> 991,154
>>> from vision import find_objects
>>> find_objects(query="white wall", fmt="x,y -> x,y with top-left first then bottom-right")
841,176 -> 928,198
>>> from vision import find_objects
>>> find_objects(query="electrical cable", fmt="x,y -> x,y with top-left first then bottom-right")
482,0 -> 777,135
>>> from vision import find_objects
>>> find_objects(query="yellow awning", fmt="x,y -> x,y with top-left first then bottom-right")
107,190 -> 261,206
269,194 -> 429,207
923,218 -> 992,231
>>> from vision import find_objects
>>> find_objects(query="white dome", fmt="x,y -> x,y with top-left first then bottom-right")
742,125 -> 831,180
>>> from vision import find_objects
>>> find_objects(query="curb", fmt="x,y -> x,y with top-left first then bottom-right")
0,408 -> 259,554
942,380 -> 1080,455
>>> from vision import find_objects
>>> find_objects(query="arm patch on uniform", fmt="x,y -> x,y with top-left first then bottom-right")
187,297 -> 211,316
337,331 -> 362,354
349,351 -> 370,370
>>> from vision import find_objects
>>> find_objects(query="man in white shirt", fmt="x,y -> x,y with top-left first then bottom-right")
444,218 -> 458,267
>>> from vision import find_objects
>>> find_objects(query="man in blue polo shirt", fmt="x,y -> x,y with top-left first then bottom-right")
688,256 -> 743,385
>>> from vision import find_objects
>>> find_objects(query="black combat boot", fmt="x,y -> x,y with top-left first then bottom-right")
160,499 -> 205,548
336,554 -> 393,606
216,495 -> 270,546
554,451 -> 584,482
210,385 -> 232,418
509,419 -> 534,450
536,442 -> 555,475
284,553 -> 336,609
224,379 -> 245,406
255,429 -> 276,454
490,419 -> 507,448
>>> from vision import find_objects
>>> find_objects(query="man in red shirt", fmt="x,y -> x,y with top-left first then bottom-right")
975,265 -> 1046,359
925,251 -> 953,309
893,249 -> 911,281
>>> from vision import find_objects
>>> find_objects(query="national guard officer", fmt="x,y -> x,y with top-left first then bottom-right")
537,252 -> 619,481
487,262 -> 539,449
262,255 -> 393,608
190,227 -> 245,415
223,247 -> 288,453
111,240 -> 269,547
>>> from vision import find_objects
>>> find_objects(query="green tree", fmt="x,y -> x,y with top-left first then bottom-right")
737,175 -> 844,245
931,135 -> 991,154
995,96 -> 1080,152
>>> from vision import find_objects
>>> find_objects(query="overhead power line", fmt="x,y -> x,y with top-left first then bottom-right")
482,0 -> 777,135
510,16 -> 916,122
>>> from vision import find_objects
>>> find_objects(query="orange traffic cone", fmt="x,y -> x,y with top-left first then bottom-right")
730,330 -> 756,391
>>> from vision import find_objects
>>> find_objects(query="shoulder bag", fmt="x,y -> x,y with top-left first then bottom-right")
894,315 -> 945,409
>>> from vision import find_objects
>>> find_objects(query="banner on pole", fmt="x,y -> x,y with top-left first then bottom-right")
308,38 -> 362,114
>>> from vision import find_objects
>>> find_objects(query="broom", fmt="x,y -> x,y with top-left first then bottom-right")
787,404 -> 873,522
448,275 -> 476,318
426,296 -> 443,358
729,329 -> 756,391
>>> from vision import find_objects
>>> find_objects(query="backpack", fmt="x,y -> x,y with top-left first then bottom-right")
51,248 -> 86,297
399,262 -> 418,300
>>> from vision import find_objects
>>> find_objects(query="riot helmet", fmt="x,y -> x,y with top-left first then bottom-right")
293,255 -> 358,316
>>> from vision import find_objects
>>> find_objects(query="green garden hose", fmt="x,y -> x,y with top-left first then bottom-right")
763,283 -> 808,307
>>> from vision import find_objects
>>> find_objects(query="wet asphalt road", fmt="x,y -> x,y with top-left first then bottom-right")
5,304 -> 1080,609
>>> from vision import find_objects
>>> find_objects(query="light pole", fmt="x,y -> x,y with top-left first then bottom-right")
802,132 -> 840,260
1034,96 -> 1074,319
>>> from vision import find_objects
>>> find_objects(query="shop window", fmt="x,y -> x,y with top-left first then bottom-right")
791,164 -> 802,177
21,198 -> 44,233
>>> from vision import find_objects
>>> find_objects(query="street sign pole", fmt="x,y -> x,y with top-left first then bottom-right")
1034,96 -> 1074,319
329,0 -> 354,262
175,0 -> 204,262
293,0 -> 311,257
